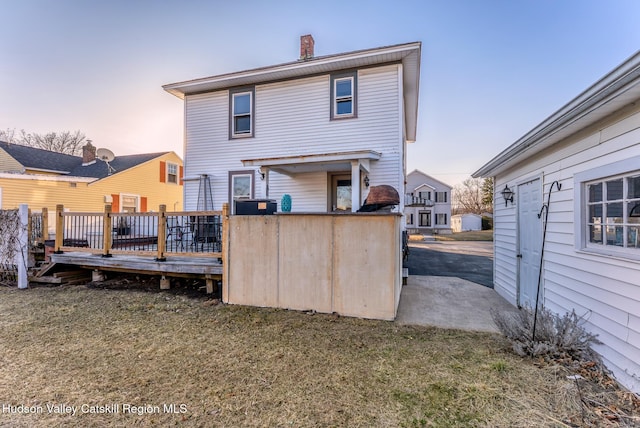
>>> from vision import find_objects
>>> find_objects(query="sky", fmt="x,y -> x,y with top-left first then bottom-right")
2,0 -> 640,187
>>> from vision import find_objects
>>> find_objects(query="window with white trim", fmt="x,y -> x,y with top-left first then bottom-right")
585,173 -> 640,250
436,213 -> 448,225
167,162 -> 178,184
330,72 -> 357,119
230,88 -> 254,138
407,213 -> 414,225
435,192 -> 448,203
419,191 -> 431,200
121,195 -> 139,213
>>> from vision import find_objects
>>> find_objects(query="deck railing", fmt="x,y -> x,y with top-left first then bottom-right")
28,207 -> 47,250
404,194 -> 435,207
54,204 -> 228,260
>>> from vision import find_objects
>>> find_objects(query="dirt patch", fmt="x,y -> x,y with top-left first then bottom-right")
0,285 -> 637,427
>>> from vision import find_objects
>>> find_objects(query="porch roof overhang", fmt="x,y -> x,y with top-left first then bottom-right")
241,150 -> 381,176
472,50 -> 640,178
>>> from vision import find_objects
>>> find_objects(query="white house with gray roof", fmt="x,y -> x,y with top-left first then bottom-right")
404,169 -> 452,234
164,36 -> 421,215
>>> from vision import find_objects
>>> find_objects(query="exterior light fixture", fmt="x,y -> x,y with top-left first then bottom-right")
501,184 -> 514,207
364,175 -> 370,187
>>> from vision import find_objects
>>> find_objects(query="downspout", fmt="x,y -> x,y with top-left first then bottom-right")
532,180 -> 562,342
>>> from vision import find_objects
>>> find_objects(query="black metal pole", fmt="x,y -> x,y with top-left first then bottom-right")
532,180 -> 561,343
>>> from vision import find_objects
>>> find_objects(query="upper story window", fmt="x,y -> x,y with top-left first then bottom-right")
435,192 -> 448,203
418,191 -> 431,200
230,87 -> 254,138
330,72 -> 357,119
167,162 -> 178,184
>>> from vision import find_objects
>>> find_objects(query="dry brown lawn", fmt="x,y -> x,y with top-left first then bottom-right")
0,282 -> 637,427
434,230 -> 494,241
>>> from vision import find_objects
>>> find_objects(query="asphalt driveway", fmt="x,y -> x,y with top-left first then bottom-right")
404,240 -> 494,288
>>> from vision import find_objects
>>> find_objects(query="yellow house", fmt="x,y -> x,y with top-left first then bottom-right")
0,141 -> 184,216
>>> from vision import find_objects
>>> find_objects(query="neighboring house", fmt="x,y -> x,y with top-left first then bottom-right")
451,213 -> 482,232
163,35 -> 421,215
473,51 -> 640,394
404,169 -> 451,234
0,141 -> 184,233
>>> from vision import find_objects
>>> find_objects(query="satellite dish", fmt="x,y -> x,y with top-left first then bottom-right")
96,148 -> 116,175
96,148 -> 115,162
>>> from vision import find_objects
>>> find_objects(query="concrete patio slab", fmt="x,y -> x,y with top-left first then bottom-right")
395,275 -> 518,333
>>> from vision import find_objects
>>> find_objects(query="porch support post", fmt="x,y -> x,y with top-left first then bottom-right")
41,207 -> 48,245
54,204 -> 64,253
351,160 -> 361,212
102,204 -> 113,258
261,167 -> 270,199
156,205 -> 167,261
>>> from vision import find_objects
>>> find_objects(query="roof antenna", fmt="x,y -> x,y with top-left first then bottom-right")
96,148 -> 116,175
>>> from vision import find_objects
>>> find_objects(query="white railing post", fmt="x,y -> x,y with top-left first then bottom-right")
17,204 -> 28,289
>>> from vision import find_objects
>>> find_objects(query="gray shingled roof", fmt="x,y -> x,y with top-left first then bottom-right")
0,141 -> 79,173
0,141 -> 170,179
69,152 -> 169,179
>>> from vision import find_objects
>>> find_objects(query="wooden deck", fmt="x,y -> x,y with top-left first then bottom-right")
46,252 -> 223,294
50,252 -> 222,277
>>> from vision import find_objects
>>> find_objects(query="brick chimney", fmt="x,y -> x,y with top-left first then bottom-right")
300,34 -> 314,60
82,141 -> 96,165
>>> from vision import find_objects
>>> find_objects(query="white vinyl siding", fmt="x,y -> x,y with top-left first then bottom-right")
183,64 -> 402,212
491,108 -> 640,393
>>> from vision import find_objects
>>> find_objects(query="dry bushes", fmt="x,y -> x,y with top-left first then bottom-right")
491,306 -> 602,362
492,305 -> 639,426
0,209 -> 21,284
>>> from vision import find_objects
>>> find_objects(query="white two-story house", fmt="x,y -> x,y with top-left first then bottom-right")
163,36 -> 421,215
404,169 -> 452,234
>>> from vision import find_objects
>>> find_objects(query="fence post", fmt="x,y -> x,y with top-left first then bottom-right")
156,205 -> 167,261
17,204 -> 28,289
222,203 -> 229,303
103,204 -> 113,257
41,207 -> 48,245
54,204 -> 64,253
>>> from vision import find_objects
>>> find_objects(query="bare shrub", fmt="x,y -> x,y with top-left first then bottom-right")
0,209 -> 20,285
491,306 -> 602,363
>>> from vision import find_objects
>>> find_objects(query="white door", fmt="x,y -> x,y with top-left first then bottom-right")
229,172 -> 254,214
331,175 -> 352,212
517,178 -> 542,308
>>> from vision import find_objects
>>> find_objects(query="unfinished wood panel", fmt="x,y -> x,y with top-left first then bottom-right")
224,213 -> 402,320
333,215 -> 397,320
278,215 -> 333,313
226,216 -> 279,307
